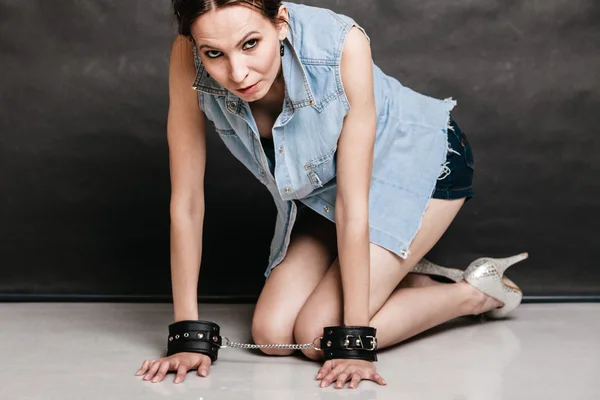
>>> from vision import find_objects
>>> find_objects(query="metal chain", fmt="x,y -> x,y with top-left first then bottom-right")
220,336 -> 322,351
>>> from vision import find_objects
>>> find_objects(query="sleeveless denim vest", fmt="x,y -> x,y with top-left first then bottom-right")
191,2 -> 456,277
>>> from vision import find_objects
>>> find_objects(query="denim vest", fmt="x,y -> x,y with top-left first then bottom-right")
191,2 -> 456,277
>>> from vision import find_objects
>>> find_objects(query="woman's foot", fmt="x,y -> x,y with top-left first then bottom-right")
411,253 -> 527,318
463,254 -> 526,318
460,276 -> 519,315
399,273 -> 514,315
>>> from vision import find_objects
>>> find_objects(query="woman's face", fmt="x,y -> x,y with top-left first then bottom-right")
191,5 -> 288,102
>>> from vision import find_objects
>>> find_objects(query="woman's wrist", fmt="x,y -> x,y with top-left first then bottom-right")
343,297 -> 370,326
172,293 -> 200,322
174,307 -> 199,322
343,314 -> 370,327
320,325 -> 378,362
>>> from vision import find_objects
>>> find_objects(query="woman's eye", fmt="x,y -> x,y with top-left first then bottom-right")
203,40 -> 257,58
205,50 -> 222,59
243,39 -> 258,50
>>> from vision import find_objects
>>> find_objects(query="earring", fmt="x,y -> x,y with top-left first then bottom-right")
280,42 -> 285,56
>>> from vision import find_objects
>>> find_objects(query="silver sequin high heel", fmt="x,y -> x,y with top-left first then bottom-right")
463,253 -> 528,318
411,253 -> 528,318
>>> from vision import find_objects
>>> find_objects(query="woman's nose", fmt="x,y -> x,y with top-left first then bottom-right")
229,57 -> 249,83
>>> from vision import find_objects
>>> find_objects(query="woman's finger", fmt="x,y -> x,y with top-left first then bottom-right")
136,359 -> 152,376
320,364 -> 346,388
143,360 -> 162,381
370,373 -> 386,386
348,371 -> 363,389
151,360 -> 172,383
197,356 -> 211,377
334,371 -> 352,389
316,360 -> 333,380
174,364 -> 189,384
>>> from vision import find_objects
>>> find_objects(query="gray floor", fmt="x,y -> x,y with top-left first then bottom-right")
1,303 -> 599,400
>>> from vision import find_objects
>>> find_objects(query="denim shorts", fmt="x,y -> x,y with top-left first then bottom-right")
431,118 -> 475,201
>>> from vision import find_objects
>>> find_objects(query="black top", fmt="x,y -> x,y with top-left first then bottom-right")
260,136 -> 276,176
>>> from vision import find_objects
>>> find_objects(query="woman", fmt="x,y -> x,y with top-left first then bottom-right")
136,0 -> 526,389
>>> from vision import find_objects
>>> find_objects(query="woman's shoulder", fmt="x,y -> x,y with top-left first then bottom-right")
285,2 -> 355,27
284,2 -> 367,58
283,2 -> 334,16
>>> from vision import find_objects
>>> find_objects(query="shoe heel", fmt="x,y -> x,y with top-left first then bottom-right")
411,259 -> 464,283
493,252 -> 529,275
464,252 -> 528,278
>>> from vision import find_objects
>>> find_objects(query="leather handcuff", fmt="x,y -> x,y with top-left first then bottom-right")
166,320 -> 378,362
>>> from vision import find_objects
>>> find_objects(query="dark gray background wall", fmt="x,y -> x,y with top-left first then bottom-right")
1,0 -> 599,300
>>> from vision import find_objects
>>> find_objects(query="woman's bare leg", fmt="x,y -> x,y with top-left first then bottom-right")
369,281 -> 499,348
294,198 -> 502,360
397,273 -> 444,288
251,207 -> 337,356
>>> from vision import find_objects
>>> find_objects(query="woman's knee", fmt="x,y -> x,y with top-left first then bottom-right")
295,325 -> 323,361
294,307 -> 330,361
293,264 -> 344,360
251,311 -> 296,356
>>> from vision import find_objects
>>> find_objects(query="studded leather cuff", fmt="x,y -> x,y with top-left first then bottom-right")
166,320 -> 222,362
320,326 -> 378,362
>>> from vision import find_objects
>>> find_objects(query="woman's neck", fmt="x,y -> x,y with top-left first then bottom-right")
253,67 -> 285,110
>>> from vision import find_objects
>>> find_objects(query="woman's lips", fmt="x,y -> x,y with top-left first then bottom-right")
237,82 -> 259,94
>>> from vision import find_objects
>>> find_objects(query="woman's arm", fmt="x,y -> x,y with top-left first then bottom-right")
335,27 -> 377,326
167,36 -> 208,322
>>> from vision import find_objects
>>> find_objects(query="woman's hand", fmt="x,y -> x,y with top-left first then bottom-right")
136,352 -> 212,384
316,359 -> 386,389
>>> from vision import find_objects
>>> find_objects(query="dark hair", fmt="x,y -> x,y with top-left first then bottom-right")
172,0 -> 285,39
